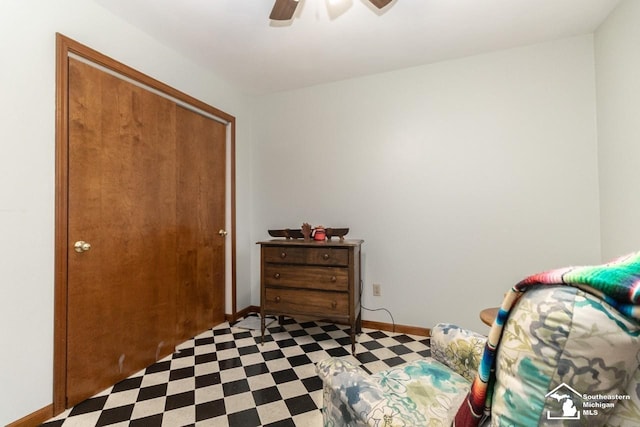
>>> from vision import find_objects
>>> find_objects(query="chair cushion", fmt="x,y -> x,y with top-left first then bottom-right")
431,323 -> 487,382
370,358 -> 472,425
491,285 -> 640,426
317,356 -> 471,426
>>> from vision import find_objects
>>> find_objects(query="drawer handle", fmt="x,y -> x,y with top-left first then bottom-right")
280,252 -> 287,259
275,296 -> 281,303
331,276 -> 337,282
323,253 -> 330,260
331,301 -> 337,309
274,273 -> 281,279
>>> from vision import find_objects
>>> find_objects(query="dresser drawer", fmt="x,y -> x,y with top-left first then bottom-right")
264,288 -> 348,318
263,246 -> 306,264
263,246 -> 348,266
264,264 -> 348,291
306,248 -> 348,266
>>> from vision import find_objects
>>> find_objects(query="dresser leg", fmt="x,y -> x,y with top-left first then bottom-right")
260,315 -> 265,346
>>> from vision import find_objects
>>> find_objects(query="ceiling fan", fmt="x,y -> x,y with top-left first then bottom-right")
270,0 -> 393,20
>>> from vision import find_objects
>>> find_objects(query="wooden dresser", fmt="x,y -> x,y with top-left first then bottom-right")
258,239 -> 363,353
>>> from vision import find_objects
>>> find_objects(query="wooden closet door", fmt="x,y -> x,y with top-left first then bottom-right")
175,105 -> 226,341
67,58 -> 178,406
66,58 -> 226,407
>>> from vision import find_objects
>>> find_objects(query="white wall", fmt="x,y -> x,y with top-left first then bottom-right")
595,0 -> 640,260
251,35 -> 601,333
0,1 -> 252,424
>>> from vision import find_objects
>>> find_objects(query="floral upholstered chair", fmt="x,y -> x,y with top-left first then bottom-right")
317,285 -> 640,426
317,322 -> 485,426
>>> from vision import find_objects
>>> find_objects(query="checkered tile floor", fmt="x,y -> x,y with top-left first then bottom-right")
43,315 -> 430,426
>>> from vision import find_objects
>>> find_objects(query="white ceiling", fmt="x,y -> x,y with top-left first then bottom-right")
95,0 -> 620,95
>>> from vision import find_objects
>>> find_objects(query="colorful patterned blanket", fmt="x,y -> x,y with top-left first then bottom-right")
453,251 -> 640,426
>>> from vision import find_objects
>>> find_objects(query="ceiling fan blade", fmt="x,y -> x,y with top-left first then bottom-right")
270,0 -> 299,20
368,0 -> 392,8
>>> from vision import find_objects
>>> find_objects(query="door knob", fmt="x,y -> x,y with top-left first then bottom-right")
218,229 -> 228,237
74,241 -> 91,253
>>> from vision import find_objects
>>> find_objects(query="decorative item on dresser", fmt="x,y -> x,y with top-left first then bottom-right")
268,227 -> 350,241
257,238 -> 364,354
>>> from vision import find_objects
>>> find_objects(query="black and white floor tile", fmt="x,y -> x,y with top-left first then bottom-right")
42,315 -> 430,426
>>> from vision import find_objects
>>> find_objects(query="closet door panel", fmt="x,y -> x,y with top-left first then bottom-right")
66,58 -> 177,407
175,106 -> 226,342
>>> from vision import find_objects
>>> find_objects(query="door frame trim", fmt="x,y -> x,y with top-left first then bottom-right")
54,33 -> 237,414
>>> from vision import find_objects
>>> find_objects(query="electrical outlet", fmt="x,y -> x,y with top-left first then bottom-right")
373,283 -> 381,296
